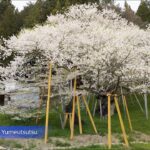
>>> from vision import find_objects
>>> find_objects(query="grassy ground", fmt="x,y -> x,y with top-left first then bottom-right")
72,143 -> 150,150
0,94 -> 150,149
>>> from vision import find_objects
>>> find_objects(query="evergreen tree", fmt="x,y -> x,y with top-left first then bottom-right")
53,0 -> 62,14
21,0 -> 62,28
122,1 -> 144,28
0,0 -> 11,19
22,2 -> 43,28
0,0 -> 21,39
71,0 -> 99,5
137,0 -> 150,23
64,0 -> 70,8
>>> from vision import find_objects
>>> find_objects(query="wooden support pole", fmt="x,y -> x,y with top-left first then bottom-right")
82,95 -> 98,134
99,100 -> 103,118
36,97 -> 43,124
93,100 -> 97,117
144,92 -> 148,120
69,114 -> 72,131
134,93 -> 144,113
63,113 -> 72,131
114,95 -> 129,147
76,96 -> 83,134
60,114 -> 63,129
44,63 -> 52,144
86,95 -> 89,115
121,87 -> 126,116
107,94 -> 111,149
70,78 -> 77,140
70,96 -> 76,140
63,113 -> 69,128
123,96 -> 133,131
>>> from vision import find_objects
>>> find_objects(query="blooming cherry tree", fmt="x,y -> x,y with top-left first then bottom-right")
1,4 -> 149,117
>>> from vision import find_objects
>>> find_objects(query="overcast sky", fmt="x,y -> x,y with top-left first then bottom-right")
12,0 -> 141,12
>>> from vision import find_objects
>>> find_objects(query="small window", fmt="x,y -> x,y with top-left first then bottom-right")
0,95 -> 5,106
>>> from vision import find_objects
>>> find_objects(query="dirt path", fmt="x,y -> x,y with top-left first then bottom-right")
131,131 -> 150,143
0,132 -> 150,150
0,134 -> 118,150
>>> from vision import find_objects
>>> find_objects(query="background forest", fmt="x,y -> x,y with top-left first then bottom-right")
0,0 -> 150,40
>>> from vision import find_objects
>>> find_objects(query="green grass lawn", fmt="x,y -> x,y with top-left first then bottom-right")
0,94 -> 150,149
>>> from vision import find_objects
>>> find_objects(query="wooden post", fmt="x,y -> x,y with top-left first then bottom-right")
36,97 -> 43,124
76,96 -> 83,134
70,96 -> 76,140
63,113 -> 69,128
36,87 -> 44,124
121,87 -> 126,117
69,113 -> 72,131
114,95 -> 129,147
99,100 -> 103,118
107,93 -> 111,149
70,78 -> 77,140
82,95 -> 98,134
134,93 -> 144,113
93,100 -> 97,117
123,96 -> 133,131
44,63 -> 52,143
144,92 -> 148,120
